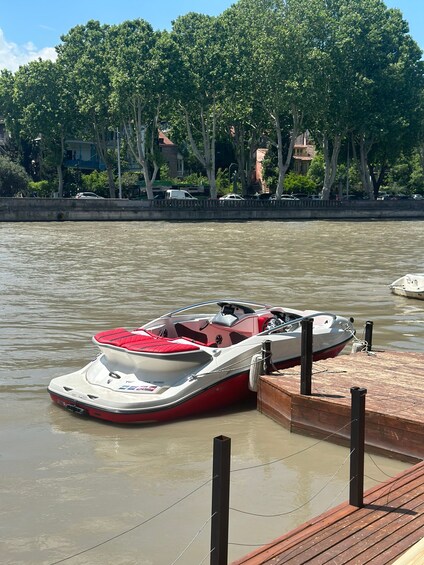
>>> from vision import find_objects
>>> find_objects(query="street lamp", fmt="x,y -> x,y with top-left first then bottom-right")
116,128 -> 122,199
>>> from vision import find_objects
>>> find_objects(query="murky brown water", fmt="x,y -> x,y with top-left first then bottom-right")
1,220 -> 422,564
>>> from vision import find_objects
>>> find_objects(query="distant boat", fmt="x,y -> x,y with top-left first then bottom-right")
390,274 -> 424,300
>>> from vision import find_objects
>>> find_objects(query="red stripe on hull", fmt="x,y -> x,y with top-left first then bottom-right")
48,341 -> 350,424
49,371 -> 256,424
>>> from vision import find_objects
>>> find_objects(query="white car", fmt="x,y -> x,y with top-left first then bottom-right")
220,194 -> 245,200
75,192 -> 104,199
271,194 -> 299,200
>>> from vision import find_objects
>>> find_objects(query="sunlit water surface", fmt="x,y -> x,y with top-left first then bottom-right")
1,220 -> 422,564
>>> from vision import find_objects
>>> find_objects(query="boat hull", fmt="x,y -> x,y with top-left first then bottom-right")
48,340 -> 349,424
390,274 -> 424,300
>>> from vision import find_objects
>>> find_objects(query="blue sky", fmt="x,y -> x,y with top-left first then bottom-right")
0,0 -> 422,71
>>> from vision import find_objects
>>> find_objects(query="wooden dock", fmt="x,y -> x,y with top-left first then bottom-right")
231,349 -> 424,564
257,350 -> 424,462
231,460 -> 424,564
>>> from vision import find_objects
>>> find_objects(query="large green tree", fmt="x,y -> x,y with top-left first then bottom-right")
108,20 -> 171,200
171,13 -> 229,199
12,59 -> 75,197
219,2 -> 269,196
340,0 -> 423,199
57,21 -> 118,197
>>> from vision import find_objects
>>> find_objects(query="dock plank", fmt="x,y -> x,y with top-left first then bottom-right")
231,462 -> 424,565
258,350 -> 424,461
232,350 -> 424,565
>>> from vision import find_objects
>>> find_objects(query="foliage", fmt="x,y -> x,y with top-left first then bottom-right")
80,170 -> 109,196
0,0 -> 423,202
307,154 -> 325,189
175,172 -> 208,186
28,180 -> 54,197
283,172 -> 316,194
0,155 -> 31,196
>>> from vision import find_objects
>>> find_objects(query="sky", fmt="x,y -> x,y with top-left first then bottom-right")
0,0 -> 423,72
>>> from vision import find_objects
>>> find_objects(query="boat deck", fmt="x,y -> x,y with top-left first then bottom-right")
231,460 -> 424,564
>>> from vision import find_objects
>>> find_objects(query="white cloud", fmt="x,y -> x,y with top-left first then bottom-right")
0,28 -> 57,72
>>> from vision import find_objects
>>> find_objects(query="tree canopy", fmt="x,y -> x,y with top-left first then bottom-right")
0,0 -> 422,199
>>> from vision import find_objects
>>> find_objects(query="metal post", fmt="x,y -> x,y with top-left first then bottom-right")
210,435 -> 231,565
349,387 -> 367,507
300,318 -> 313,395
261,340 -> 272,374
364,321 -> 373,352
116,129 -> 122,199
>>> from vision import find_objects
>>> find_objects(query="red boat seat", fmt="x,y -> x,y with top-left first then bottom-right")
93,328 -> 200,354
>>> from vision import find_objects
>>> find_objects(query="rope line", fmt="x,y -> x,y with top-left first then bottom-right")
230,448 -> 353,518
170,512 -> 216,565
48,476 -> 214,565
231,419 -> 356,473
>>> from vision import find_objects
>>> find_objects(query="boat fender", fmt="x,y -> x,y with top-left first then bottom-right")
351,341 -> 366,354
249,354 -> 263,391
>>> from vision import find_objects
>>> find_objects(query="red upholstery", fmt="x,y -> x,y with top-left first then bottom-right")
93,328 -> 200,354
257,314 -> 274,332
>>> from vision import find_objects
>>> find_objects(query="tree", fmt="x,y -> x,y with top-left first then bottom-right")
341,0 -> 424,199
0,155 -> 31,196
108,20 -> 171,200
57,21 -> 117,197
219,3 -> 268,196
171,13 -> 228,199
12,59 -> 75,197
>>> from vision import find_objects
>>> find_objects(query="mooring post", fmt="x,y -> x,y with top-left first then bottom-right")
300,318 -> 313,395
349,387 -> 367,508
210,435 -> 231,565
364,321 -> 373,352
261,340 -> 272,374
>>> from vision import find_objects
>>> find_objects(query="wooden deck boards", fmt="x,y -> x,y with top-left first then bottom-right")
257,350 -> 424,461
231,350 -> 424,565
231,460 -> 424,564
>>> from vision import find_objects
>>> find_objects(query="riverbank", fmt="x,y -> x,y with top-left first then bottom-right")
1,196 -> 424,222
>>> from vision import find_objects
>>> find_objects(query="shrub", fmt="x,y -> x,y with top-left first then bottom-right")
0,155 -> 31,196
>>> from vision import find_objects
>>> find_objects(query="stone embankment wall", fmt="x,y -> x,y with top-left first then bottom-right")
1,197 -> 424,222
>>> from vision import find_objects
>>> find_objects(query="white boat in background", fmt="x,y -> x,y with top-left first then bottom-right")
48,299 -> 355,424
390,274 -> 424,300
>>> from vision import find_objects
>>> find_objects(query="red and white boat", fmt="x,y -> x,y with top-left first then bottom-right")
48,299 -> 355,424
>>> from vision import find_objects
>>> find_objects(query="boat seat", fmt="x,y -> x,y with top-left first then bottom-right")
93,328 -> 200,354
174,323 -> 208,344
230,331 -> 248,344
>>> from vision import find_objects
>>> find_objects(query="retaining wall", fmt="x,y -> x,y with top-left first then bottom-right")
1,197 -> 424,222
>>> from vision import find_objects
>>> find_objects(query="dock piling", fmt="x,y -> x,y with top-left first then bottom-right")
349,386 -> 367,508
261,340 -> 273,374
364,321 -> 373,351
210,435 -> 231,565
300,318 -> 313,395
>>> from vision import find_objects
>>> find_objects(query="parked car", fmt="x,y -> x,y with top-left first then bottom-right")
270,194 -> 299,200
75,192 -> 104,199
220,194 -> 245,200
165,189 -> 197,200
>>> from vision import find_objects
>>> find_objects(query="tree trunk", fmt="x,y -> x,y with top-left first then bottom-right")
94,124 -> 116,198
321,134 -> 342,200
184,105 -> 218,199
274,108 -> 300,198
358,135 -> 374,199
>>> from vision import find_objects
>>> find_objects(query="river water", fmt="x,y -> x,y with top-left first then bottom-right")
1,220 -> 423,565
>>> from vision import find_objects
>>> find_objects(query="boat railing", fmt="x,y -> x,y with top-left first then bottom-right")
261,312 -> 338,336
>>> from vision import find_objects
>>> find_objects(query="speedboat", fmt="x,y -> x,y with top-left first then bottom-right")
48,299 -> 355,424
390,274 -> 424,300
